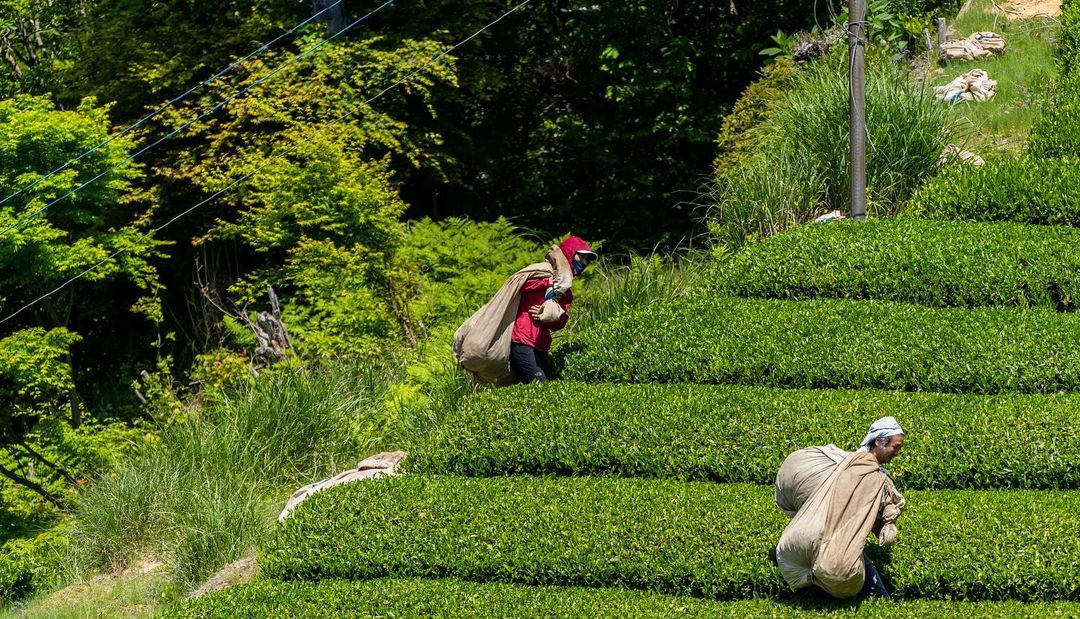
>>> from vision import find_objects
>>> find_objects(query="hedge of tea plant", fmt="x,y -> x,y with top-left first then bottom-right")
410,382 -> 1080,490
175,578 -> 1080,618
715,219 -> 1080,311
559,296 -> 1080,394
263,476 -> 1080,601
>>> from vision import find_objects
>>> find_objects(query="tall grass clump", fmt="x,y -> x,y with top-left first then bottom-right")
72,360 -> 397,590
710,51 -> 953,249
567,252 -> 710,335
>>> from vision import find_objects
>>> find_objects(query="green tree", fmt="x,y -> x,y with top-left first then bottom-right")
0,0 -> 81,97
0,95 -> 162,506
150,35 -> 456,358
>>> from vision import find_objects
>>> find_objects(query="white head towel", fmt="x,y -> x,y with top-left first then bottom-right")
859,416 -> 905,450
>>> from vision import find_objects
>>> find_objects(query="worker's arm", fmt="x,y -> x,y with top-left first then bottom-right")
546,293 -> 572,331
523,278 -> 570,326
875,480 -> 906,547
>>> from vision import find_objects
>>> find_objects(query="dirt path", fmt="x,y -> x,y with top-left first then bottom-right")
994,0 -> 1061,18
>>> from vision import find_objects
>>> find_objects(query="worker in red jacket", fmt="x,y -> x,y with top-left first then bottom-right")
509,236 -> 596,383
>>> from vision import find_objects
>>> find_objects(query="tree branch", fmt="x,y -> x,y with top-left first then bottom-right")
16,440 -> 79,486
0,462 -> 64,509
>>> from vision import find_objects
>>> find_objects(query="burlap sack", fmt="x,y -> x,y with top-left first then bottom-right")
277,451 -> 407,522
941,31 -> 1006,61
775,444 -> 849,518
776,451 -> 905,598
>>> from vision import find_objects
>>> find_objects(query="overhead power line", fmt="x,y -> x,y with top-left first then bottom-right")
0,0 -> 344,216
0,0 -> 394,240
0,0 -> 535,328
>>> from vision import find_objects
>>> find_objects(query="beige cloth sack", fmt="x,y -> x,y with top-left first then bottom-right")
278,451 -> 407,522
775,444 -> 849,518
941,32 -> 1006,61
776,451 -> 905,598
452,246 -> 573,385
938,144 -> 986,167
935,69 -> 997,102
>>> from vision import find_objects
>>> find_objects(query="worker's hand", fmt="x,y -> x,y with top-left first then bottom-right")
528,305 -> 544,323
878,523 -> 898,548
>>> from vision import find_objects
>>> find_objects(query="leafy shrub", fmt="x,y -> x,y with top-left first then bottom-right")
1061,0 -> 1080,76
411,382 -> 1080,490
263,476 -> 1080,601
711,52 -> 952,248
559,296 -> 1080,394
713,59 -> 799,175
0,528 -> 68,603
715,219 -> 1080,310
1028,74 -> 1080,158
400,217 -> 543,333
889,0 -> 964,17
908,156 -> 1080,225
176,578 -> 1080,618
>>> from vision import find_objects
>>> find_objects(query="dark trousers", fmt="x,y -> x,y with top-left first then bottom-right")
858,553 -> 890,599
510,342 -> 550,384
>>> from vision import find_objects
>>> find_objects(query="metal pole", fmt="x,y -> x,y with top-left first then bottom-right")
936,17 -> 947,45
849,0 -> 867,220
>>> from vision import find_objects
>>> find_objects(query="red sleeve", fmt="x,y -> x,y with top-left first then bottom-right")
520,277 -> 552,292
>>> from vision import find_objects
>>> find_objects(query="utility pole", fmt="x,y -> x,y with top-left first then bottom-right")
849,0 -> 867,220
313,0 -> 347,37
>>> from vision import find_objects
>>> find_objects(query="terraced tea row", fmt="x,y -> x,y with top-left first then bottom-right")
176,578 -> 1080,618
264,476 -> 1080,602
560,296 -> 1080,393
716,219 -> 1080,310
411,382 -> 1080,490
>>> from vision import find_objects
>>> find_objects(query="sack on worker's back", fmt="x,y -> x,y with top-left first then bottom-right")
775,444 -> 849,518
775,451 -> 905,598
452,246 -> 572,385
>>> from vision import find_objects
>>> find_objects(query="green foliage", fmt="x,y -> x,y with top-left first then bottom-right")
265,476 -> 788,598
0,96 -> 163,339
889,0 -> 965,16
74,360 -> 398,589
1061,0 -> 1080,76
413,381 -> 1080,490
154,35 -> 457,359
399,217 -> 542,333
714,59 -> 799,175
264,476 -> 1080,601
1029,73 -> 1080,157
836,0 -> 912,55
0,0 -> 81,97
1025,0 -> 1080,155
0,328 -> 78,410
176,578 -> 1080,618
908,155 -> 1080,225
560,296 -> 1080,394
708,146 -> 823,250
710,52 -> 952,248
0,527 -> 68,603
567,252 -> 708,335
438,0 -> 817,251
0,94 -> 163,520
66,0 -> 305,120
715,219 -> 1080,310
